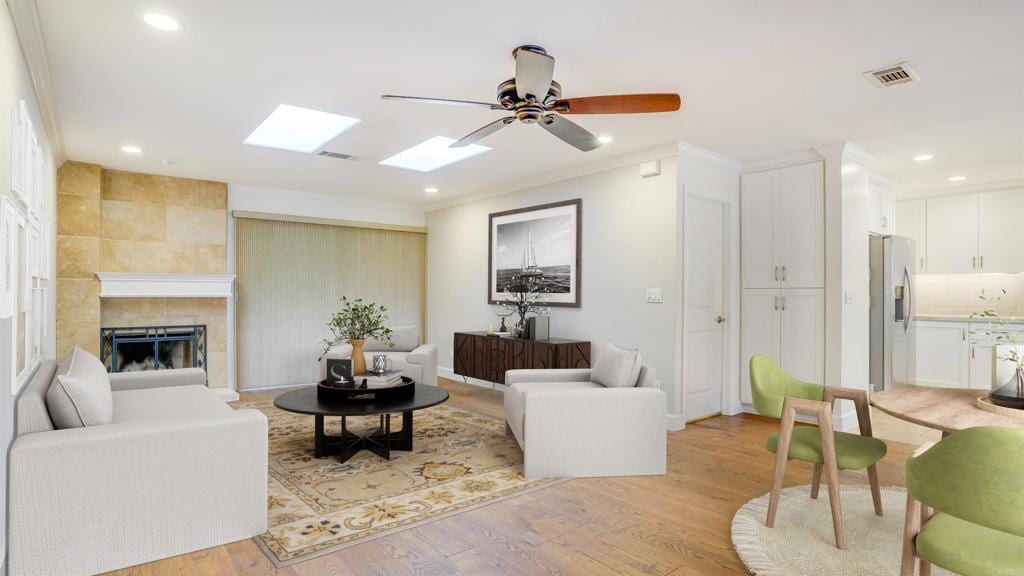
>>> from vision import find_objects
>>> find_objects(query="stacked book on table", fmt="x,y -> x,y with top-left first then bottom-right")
358,370 -> 403,388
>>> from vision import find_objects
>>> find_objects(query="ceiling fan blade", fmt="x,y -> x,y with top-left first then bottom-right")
552,93 -> 681,114
450,117 -> 515,148
514,48 -> 555,101
381,95 -> 505,110
539,114 -> 601,152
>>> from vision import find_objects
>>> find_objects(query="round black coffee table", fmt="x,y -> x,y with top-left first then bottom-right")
273,383 -> 449,463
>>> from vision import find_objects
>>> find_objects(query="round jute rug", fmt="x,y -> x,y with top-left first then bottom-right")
731,485 -> 953,576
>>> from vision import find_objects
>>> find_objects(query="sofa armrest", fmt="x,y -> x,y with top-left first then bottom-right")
8,410 -> 268,576
506,368 -> 593,385
407,344 -> 438,386
520,387 -> 666,477
108,367 -> 207,391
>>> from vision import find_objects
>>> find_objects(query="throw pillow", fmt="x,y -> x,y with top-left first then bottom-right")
46,347 -> 113,428
590,343 -> 643,388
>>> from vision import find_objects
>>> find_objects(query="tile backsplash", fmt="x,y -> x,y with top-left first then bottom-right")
915,273 -> 1024,317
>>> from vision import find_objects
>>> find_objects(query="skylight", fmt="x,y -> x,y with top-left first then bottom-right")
244,104 -> 360,153
378,136 -> 491,172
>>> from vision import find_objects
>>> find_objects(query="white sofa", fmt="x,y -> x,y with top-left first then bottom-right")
320,324 -> 438,386
504,364 -> 667,478
9,358 -> 268,576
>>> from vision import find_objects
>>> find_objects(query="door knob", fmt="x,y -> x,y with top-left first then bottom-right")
716,315 -> 727,324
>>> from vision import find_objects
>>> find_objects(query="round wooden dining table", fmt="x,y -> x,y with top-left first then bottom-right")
871,387 -> 1024,438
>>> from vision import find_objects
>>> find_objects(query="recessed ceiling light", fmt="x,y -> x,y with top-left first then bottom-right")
143,14 -> 179,31
948,175 -> 967,182
597,135 -> 613,144
424,186 -> 439,194
379,136 -> 491,172
121,145 -> 142,154
913,154 -> 934,162
160,160 -> 173,165
244,104 -> 360,153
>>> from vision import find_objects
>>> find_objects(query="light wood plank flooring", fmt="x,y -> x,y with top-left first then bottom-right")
103,378 -> 917,576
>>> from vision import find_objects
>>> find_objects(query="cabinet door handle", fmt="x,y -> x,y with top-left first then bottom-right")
920,257 -> 924,270
774,266 -> 779,281
981,255 -> 984,269
962,328 -> 966,341
781,296 -> 787,311
774,296 -> 779,311
973,256 -> 977,269
781,265 -> 787,281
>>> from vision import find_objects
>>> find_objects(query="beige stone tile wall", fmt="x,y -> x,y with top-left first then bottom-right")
916,273 -> 1024,317
56,161 -> 229,388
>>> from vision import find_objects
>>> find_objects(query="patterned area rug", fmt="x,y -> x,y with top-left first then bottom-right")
732,484 -> 953,576
239,397 -> 563,566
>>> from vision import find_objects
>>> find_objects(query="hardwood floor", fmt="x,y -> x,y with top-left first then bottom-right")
104,378 -> 917,576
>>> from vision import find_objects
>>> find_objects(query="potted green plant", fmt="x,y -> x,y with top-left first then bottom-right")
322,297 -> 394,375
971,289 -> 1024,409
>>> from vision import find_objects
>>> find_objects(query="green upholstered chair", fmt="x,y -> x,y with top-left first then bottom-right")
901,426 -> 1024,576
749,354 -> 888,549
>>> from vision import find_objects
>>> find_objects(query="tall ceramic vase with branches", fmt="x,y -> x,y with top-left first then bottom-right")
322,297 -> 394,375
970,289 -> 1024,397
495,278 -> 550,338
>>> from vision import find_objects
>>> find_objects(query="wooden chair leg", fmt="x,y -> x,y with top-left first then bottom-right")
810,463 -> 822,499
900,492 -> 922,576
766,451 -> 789,528
919,504 -> 933,576
867,463 -> 883,516
822,457 -> 845,549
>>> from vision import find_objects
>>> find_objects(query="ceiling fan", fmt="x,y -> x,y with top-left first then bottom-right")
382,45 -> 681,152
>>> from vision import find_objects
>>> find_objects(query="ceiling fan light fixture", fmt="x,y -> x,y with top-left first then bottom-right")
597,135 -> 613,144
379,136 -> 491,172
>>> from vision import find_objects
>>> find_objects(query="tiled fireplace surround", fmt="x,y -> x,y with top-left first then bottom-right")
56,161 -> 229,389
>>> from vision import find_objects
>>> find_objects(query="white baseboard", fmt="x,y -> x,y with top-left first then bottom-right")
666,413 -> 685,431
438,366 -> 508,392
211,387 -> 240,402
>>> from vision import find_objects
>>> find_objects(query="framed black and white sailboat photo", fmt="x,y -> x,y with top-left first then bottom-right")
488,199 -> 581,307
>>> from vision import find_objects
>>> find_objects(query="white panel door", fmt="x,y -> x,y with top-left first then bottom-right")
684,197 -> 727,421
741,170 -> 779,288
915,321 -> 969,387
895,199 -> 927,272
778,162 -> 824,288
979,189 -> 1024,273
779,288 -> 825,385
926,195 -> 979,274
741,289 -> 781,405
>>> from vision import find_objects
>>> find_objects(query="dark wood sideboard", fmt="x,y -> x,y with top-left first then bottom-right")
453,331 -> 591,385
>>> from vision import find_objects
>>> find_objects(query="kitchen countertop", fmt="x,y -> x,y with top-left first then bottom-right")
915,314 -> 1024,324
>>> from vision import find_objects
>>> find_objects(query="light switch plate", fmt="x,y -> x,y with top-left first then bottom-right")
646,288 -> 663,303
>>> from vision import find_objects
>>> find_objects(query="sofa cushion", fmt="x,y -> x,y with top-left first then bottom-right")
364,325 -> 420,352
112,385 -> 231,424
504,380 -> 602,444
590,343 -> 643,388
46,348 -> 113,428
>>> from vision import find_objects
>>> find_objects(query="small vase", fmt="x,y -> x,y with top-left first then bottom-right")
989,365 -> 1024,410
350,338 -> 367,375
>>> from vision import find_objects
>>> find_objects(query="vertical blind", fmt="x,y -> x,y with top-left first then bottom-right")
235,217 -> 425,390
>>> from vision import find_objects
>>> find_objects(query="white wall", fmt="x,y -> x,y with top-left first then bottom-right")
1,4 -> 58,570
228,183 -> 426,227
676,143 -> 742,421
426,154 -> 680,411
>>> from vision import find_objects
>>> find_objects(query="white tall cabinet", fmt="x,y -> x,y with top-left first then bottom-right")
894,199 -> 927,272
926,194 -> 979,273
979,190 -> 1024,273
740,162 -> 825,405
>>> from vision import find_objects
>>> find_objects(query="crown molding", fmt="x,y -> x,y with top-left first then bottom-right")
7,0 -> 65,165
423,142 -> 679,212
676,141 -> 741,172
898,177 -> 1024,200
742,148 -> 824,173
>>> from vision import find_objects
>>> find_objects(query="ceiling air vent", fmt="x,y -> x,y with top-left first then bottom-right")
318,150 -> 358,160
864,62 -> 919,88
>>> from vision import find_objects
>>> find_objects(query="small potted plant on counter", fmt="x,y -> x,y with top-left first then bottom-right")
971,289 -> 1024,409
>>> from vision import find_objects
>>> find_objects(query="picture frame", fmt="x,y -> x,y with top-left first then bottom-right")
10,102 -> 28,200
325,358 -> 353,384
488,198 -> 581,307
0,196 -> 19,319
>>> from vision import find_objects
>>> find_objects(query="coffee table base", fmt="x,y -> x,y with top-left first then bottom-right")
314,411 -> 413,463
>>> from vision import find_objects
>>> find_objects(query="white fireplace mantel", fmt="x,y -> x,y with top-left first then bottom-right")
96,272 -> 236,298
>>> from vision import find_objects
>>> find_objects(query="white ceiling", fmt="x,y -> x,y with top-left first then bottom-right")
36,1 -> 1024,204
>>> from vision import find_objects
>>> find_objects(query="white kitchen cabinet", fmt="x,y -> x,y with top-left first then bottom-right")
970,343 -> 994,390
741,162 -> 824,289
926,195 -> 979,273
915,321 -> 970,387
741,288 -> 824,405
895,199 -> 927,272
979,189 -> 1024,273
868,181 -> 896,235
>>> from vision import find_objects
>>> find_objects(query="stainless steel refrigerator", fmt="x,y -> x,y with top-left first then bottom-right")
869,235 -> 916,392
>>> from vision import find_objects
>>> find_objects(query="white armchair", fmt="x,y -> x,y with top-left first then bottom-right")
504,363 -> 667,478
320,324 -> 437,386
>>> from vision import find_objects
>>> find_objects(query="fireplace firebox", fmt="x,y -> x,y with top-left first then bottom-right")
100,325 -> 207,381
